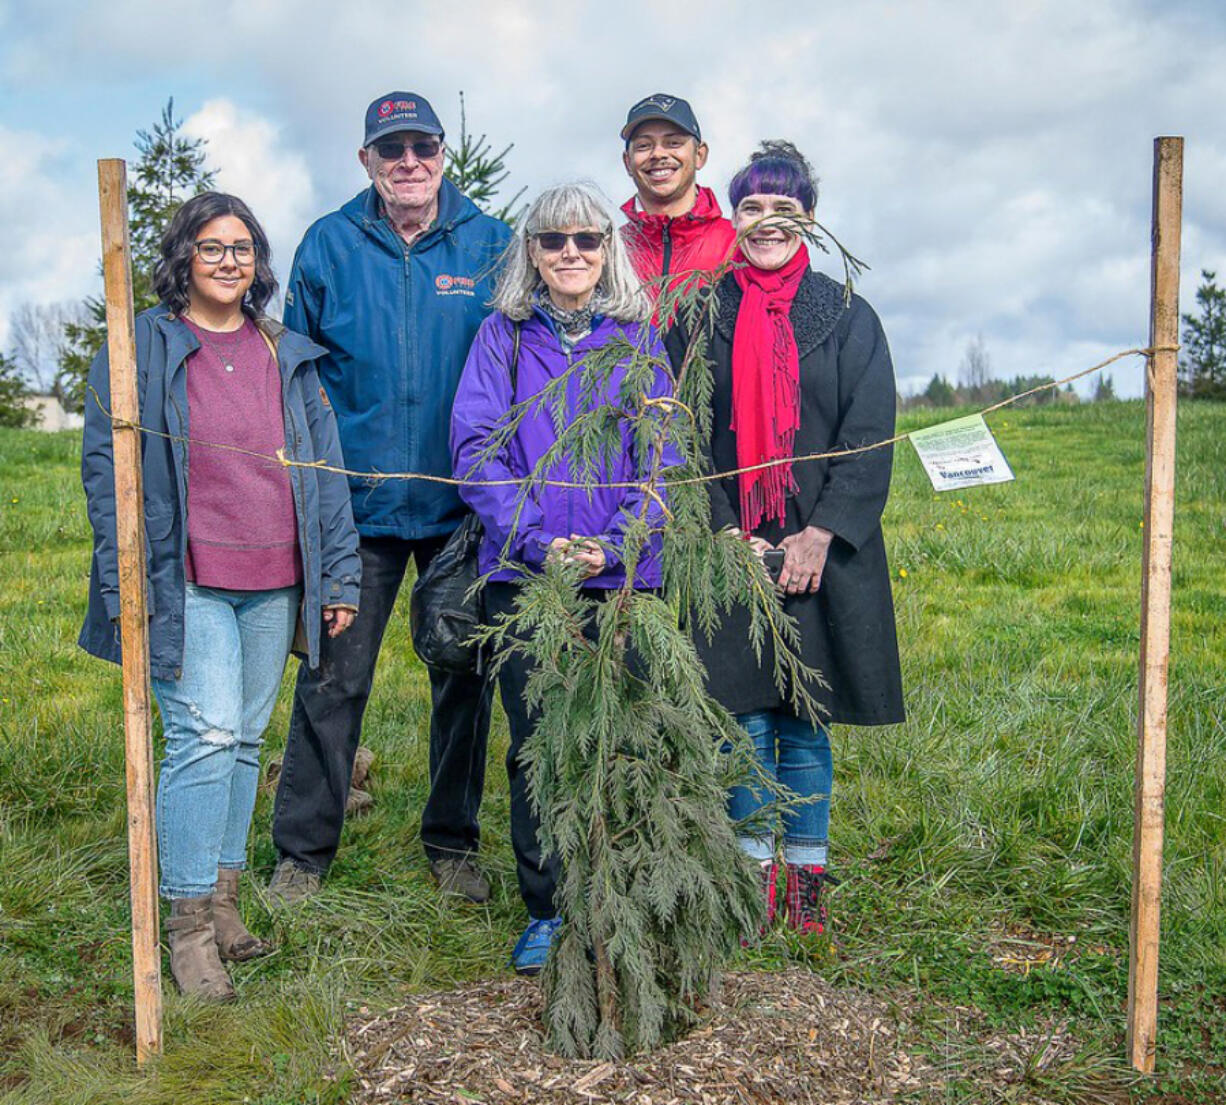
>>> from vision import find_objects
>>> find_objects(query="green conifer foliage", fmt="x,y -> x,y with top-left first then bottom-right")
476,226 -> 857,1058
444,92 -> 525,226
0,352 -> 38,428
58,99 -> 215,412
1180,270 -> 1226,400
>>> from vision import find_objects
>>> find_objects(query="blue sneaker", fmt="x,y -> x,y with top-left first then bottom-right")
511,916 -> 562,976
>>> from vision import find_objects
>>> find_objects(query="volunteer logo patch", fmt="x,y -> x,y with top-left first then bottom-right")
435,273 -> 476,297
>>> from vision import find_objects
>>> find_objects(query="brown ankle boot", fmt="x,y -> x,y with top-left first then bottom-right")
212,868 -> 273,961
166,895 -> 236,1001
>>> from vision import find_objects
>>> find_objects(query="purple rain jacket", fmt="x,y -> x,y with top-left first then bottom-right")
450,308 -> 678,588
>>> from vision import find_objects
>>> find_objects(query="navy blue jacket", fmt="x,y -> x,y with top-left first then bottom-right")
79,307 -> 362,679
282,179 -> 511,539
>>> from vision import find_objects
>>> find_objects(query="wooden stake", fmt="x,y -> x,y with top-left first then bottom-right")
98,158 -> 163,1065
1127,136 -> 1182,1074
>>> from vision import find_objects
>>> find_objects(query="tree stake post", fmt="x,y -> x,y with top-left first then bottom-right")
98,157 -> 163,1064
1127,135 -> 1182,1074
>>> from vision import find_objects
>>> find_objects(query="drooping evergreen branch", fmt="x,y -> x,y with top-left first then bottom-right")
463,208 -> 886,1054
468,263 -> 845,1055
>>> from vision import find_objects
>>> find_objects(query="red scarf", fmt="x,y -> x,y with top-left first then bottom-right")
730,243 -> 809,531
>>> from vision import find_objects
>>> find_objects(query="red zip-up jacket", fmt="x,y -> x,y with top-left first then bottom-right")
619,186 -> 737,305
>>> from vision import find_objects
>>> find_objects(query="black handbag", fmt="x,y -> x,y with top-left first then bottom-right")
410,321 -> 521,673
410,511 -> 486,672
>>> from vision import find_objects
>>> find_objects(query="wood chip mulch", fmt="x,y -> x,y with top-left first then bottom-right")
340,969 -> 1053,1104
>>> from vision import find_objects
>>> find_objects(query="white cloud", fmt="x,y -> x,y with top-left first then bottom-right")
0,126 -> 98,350
182,99 -> 317,288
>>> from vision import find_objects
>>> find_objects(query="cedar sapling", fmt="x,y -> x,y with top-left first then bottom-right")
472,215 -> 864,1059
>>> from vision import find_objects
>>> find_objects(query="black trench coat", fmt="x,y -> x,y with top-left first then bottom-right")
674,270 -> 905,726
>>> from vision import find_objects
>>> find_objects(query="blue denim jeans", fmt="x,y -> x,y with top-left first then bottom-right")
152,583 -> 299,898
727,710 -> 832,866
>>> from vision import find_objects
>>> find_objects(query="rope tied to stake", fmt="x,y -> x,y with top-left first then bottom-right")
90,344 -> 1177,496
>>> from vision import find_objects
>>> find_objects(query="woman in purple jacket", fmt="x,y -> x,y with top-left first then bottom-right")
451,181 -> 673,976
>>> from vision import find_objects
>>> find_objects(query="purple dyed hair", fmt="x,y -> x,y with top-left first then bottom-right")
728,140 -> 819,213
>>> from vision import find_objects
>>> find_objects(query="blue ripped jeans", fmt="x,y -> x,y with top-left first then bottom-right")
151,583 -> 299,898
727,710 -> 832,867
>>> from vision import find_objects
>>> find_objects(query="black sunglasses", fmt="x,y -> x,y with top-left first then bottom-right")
532,231 -> 606,253
372,138 -> 443,161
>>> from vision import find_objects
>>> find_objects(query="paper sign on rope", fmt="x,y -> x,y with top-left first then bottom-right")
908,413 -> 1014,492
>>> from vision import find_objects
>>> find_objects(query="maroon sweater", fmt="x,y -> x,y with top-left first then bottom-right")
182,318 -> 302,590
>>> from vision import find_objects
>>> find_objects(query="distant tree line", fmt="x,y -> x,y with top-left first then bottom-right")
902,265 -> 1226,412
898,334 -> 1102,411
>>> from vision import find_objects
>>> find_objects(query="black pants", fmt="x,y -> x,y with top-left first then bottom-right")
483,581 -> 561,919
272,535 -> 492,874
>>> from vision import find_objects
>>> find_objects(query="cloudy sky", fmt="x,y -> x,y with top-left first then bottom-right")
1,0 -> 1222,396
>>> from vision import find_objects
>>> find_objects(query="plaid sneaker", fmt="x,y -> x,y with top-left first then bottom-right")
785,864 -> 838,934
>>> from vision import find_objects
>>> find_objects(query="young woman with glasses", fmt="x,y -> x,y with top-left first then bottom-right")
80,191 -> 361,1000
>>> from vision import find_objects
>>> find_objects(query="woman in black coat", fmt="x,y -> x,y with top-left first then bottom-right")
693,142 -> 904,935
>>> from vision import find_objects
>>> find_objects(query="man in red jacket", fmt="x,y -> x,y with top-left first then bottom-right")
619,93 -> 736,304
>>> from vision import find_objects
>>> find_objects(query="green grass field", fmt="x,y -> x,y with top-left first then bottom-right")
1,400 -> 1223,1103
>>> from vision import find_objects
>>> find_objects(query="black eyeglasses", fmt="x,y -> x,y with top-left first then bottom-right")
372,138 -> 443,161
532,231 -> 606,253
194,240 -> 256,264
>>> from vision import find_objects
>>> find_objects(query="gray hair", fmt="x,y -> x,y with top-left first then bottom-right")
490,181 -> 649,323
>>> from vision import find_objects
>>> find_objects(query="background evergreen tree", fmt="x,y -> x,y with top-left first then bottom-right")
1179,270 -> 1226,400
923,372 -> 956,407
1003,373 -> 1056,406
475,233 -> 855,1059
0,352 -> 38,428
444,92 -> 525,226
57,98 -> 214,412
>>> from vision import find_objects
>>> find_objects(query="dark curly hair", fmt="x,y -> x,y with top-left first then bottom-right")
153,192 -> 278,317
728,140 -> 820,213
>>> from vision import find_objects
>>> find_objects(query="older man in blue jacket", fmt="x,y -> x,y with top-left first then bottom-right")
269,92 -> 512,905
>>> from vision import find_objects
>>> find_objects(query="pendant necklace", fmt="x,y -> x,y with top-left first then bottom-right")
191,318 -> 245,374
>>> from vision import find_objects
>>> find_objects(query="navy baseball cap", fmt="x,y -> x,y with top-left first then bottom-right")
364,92 -> 444,146
620,93 -> 701,142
